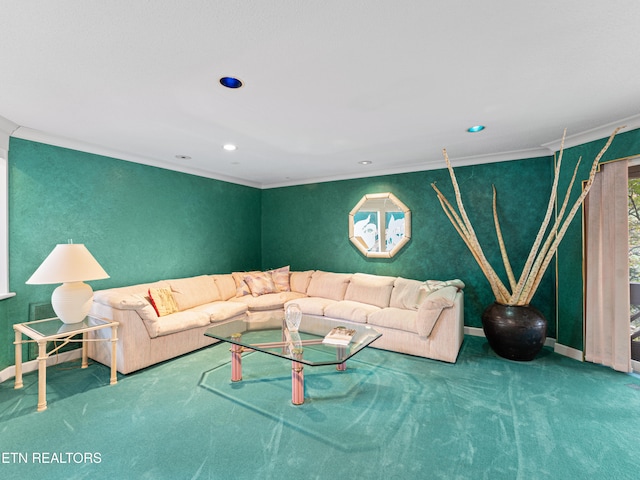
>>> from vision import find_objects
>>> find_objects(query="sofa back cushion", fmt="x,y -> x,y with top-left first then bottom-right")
211,274 -> 237,300
390,277 -> 427,311
344,273 -> 396,308
289,270 -> 314,294
168,276 -> 221,311
306,271 -> 352,301
94,280 -> 169,301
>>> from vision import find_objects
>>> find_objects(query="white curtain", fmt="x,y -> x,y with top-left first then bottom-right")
584,159 -> 630,372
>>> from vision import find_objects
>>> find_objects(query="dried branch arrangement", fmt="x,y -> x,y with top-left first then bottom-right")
432,127 -> 623,306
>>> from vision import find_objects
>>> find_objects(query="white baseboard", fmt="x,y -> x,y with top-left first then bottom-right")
553,342 -> 584,361
465,327 -> 580,359
464,326 -> 484,337
0,349 -> 81,384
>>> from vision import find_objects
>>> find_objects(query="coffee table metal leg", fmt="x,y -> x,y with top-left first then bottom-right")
291,348 -> 304,405
336,345 -> 347,371
292,361 -> 304,405
231,341 -> 242,382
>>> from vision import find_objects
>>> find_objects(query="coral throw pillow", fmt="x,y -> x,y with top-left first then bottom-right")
148,287 -> 179,316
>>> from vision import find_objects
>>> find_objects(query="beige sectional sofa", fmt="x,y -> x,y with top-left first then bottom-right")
88,269 -> 464,374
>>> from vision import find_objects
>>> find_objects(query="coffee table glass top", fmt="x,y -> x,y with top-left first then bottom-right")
205,316 -> 381,366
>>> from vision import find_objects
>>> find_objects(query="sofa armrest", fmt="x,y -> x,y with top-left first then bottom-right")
416,285 -> 460,337
93,291 -> 149,310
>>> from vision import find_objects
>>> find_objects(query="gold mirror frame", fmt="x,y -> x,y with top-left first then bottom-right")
348,192 -> 411,258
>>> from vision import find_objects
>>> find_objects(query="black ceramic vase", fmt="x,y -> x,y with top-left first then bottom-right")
481,302 -> 547,361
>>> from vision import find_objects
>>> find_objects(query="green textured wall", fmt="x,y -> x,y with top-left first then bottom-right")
262,156 -> 556,334
4,128 -> 637,371
556,127 -> 640,350
1,138 -> 261,369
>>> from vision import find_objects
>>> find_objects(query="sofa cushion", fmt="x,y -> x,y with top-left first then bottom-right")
306,271 -> 352,301
324,300 -> 381,324
390,277 -> 428,311
268,265 -> 291,292
243,271 -> 278,296
232,271 -> 260,297
290,270 -> 314,294
344,273 -> 396,308
191,301 -> 248,322
232,291 -> 306,312
168,276 -> 221,310
148,287 -> 179,316
154,310 -> 212,337
211,274 -> 236,300
289,297 -> 337,316
368,307 -> 418,334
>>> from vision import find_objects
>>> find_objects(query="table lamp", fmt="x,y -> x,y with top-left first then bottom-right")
26,243 -> 109,324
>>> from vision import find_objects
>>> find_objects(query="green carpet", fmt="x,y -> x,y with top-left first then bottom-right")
1,336 -> 639,479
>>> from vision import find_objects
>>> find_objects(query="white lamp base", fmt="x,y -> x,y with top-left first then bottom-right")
51,282 -> 94,324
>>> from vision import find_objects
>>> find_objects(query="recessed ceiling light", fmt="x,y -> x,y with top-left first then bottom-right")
219,77 -> 243,89
359,161 -> 373,165
175,155 -> 191,160
467,125 -> 486,133
223,144 -> 237,151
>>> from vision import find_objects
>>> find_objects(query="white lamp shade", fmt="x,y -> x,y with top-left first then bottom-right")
26,244 -> 109,285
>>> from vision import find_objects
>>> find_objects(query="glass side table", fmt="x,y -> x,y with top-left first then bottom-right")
13,315 -> 118,412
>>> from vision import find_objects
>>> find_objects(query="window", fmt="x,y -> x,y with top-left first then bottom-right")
628,160 -> 640,363
0,117 -> 15,299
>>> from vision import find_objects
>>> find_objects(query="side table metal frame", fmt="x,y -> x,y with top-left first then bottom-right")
13,316 -> 119,412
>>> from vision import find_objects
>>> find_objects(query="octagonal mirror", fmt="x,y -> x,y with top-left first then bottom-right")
349,192 -> 411,258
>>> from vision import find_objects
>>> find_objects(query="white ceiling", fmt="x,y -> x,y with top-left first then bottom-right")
2,1 -> 640,188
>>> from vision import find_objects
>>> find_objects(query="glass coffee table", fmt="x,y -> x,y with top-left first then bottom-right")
205,316 -> 381,405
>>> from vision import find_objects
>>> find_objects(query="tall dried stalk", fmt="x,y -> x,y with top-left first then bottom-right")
432,127 -> 623,306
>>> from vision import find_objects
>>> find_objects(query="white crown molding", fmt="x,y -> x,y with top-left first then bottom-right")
8,116 -> 639,190
442,147 -> 555,168
10,126 -> 262,189
542,114 -> 640,152
263,147 -> 554,189
0,115 -> 19,152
